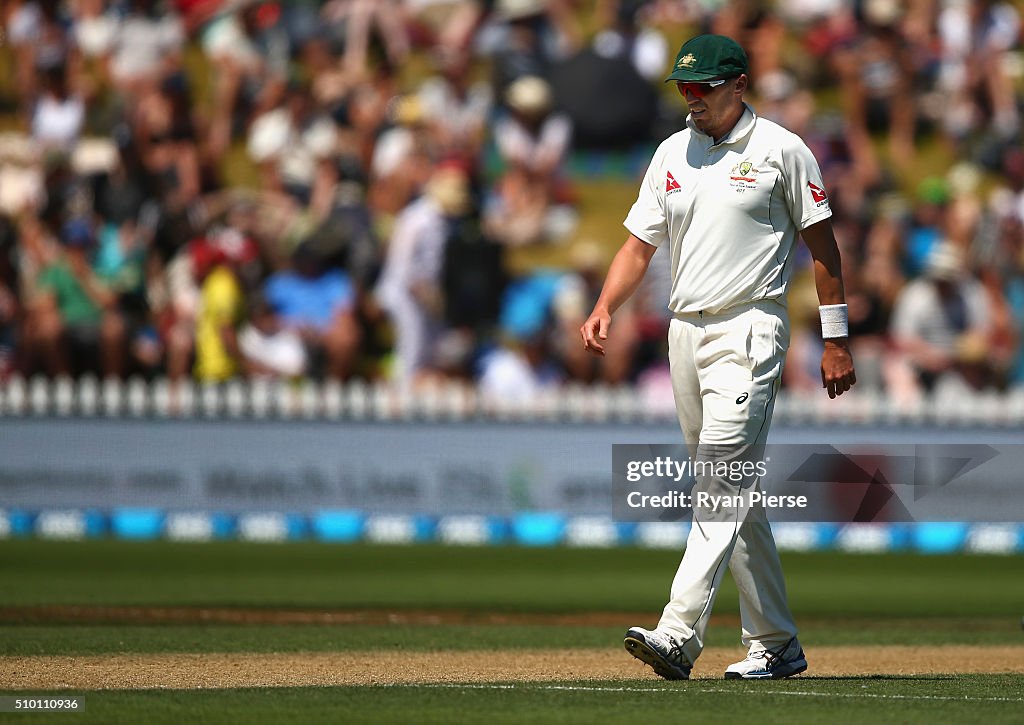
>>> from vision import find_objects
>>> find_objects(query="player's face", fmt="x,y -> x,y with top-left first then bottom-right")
677,75 -> 747,140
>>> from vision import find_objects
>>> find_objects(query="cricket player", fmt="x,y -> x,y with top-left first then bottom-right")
580,35 -> 856,680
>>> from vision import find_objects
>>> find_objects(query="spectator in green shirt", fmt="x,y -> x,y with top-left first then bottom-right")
32,220 -> 126,377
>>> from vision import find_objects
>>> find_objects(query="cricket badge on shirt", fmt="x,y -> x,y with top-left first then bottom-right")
808,181 -> 829,207
665,170 -> 682,195
728,160 -> 760,192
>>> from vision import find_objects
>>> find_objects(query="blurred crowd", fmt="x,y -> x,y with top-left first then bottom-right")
0,0 -> 1022,404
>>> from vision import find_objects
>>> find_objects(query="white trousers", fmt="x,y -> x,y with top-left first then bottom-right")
657,300 -> 798,663
378,292 -> 437,386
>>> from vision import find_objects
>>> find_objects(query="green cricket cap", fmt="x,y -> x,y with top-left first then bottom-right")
665,34 -> 749,83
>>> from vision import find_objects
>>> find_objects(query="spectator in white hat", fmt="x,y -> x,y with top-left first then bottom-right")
487,75 -> 575,246
891,243 -> 992,393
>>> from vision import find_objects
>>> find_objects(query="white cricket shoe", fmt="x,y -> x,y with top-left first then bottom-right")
724,637 -> 807,679
624,627 -> 692,680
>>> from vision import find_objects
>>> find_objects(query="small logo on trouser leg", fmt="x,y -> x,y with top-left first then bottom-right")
735,393 -> 749,404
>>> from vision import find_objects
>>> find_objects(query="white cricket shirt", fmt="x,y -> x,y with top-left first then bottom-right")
624,104 -> 831,314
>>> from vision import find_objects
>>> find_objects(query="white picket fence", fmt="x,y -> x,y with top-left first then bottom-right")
1,374 -> 1023,426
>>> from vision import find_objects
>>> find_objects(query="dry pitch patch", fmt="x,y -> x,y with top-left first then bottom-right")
4,646 -> 1024,690
4,607 -> 1023,691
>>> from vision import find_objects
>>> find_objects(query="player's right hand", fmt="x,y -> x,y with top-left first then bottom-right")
580,309 -> 611,356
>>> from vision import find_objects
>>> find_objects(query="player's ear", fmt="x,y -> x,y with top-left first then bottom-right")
734,74 -> 748,95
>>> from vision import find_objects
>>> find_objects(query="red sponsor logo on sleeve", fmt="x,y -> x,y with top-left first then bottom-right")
808,181 -> 828,204
666,171 -> 681,193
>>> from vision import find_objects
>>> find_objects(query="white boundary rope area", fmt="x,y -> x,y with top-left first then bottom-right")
384,682 -> 1024,703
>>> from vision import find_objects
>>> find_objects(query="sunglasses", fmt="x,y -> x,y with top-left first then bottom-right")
677,78 -> 728,98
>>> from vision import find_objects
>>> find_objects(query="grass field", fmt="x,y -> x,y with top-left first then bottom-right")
1,541 -> 1023,723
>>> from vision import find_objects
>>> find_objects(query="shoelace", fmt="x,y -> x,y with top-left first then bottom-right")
751,637 -> 797,669
651,632 -> 690,667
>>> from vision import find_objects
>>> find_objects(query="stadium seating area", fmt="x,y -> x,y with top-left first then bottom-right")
0,0 -> 1022,403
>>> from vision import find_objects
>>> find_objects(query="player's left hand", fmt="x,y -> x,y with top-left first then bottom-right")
821,339 -> 856,399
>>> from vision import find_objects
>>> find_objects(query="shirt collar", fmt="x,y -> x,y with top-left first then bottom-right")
687,102 -> 757,147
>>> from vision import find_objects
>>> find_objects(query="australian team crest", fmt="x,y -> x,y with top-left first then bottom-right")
728,160 -> 759,192
677,53 -> 696,69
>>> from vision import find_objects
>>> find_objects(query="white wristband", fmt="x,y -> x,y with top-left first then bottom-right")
819,304 -> 849,339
